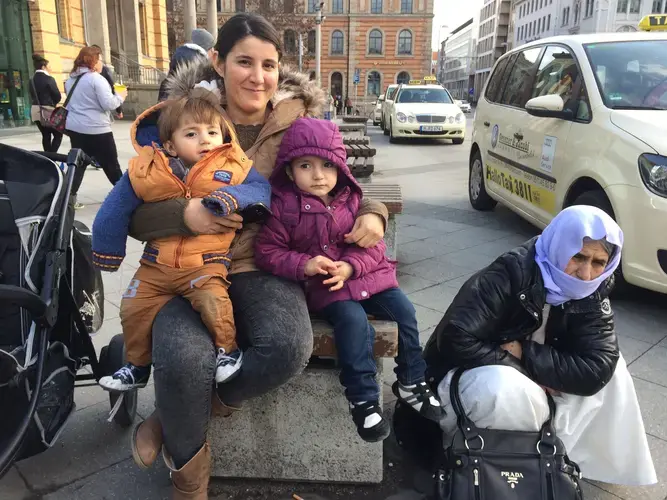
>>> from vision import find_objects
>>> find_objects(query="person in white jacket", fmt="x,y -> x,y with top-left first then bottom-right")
64,46 -> 127,202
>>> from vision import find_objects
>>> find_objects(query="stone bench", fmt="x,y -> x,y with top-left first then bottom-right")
208,185 -> 404,484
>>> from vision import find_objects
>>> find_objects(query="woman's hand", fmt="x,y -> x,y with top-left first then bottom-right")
304,255 -> 336,277
184,198 -> 243,235
501,340 -> 523,360
344,213 -> 385,248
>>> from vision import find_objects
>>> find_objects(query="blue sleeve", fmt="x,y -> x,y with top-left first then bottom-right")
201,166 -> 271,216
91,172 -> 143,272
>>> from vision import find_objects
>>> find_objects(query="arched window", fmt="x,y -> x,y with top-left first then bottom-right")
331,30 -> 344,54
308,30 -> 316,53
397,30 -> 412,55
331,72 -> 343,97
367,71 -> 381,96
396,71 -> 410,84
368,29 -> 383,55
284,30 -> 296,54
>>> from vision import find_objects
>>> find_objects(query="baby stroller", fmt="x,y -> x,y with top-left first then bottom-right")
0,145 -> 138,479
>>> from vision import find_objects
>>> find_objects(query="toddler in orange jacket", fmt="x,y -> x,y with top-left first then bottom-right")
92,88 -> 270,391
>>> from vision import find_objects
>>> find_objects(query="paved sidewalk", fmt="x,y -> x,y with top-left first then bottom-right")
0,124 -> 666,499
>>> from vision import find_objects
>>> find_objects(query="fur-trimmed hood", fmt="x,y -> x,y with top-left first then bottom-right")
162,57 -> 326,118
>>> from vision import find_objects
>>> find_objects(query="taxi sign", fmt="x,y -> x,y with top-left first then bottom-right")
638,14 -> 667,31
423,75 -> 437,82
408,79 -> 422,85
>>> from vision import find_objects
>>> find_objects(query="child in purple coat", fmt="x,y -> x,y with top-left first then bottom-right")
255,118 -> 444,442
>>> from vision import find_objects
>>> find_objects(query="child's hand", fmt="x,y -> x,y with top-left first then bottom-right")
304,256 -> 336,277
323,261 -> 354,291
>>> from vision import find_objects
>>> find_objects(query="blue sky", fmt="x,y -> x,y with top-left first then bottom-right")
431,0 -> 482,50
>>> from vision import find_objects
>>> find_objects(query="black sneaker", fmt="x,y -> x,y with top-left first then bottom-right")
99,363 -> 151,392
393,381 -> 445,422
349,401 -> 391,443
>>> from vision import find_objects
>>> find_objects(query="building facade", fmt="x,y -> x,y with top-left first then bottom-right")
474,0 -> 510,102
442,18 -> 475,100
0,0 -> 169,129
168,0 -> 434,106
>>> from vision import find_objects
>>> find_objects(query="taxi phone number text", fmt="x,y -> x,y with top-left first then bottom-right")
486,166 -> 540,205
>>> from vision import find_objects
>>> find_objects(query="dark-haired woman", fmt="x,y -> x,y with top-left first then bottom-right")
126,13 -> 388,498
29,54 -> 63,153
64,46 -> 126,200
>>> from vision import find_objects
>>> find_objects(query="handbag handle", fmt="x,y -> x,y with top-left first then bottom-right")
449,367 -> 559,452
63,74 -> 85,109
30,76 -> 43,108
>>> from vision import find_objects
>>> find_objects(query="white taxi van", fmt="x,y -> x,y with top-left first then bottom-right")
469,26 -> 667,293
385,79 -> 466,144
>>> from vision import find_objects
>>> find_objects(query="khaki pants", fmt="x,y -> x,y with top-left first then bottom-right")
119,261 -> 235,366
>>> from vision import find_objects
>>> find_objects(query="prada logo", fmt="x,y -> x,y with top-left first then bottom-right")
501,471 -> 524,488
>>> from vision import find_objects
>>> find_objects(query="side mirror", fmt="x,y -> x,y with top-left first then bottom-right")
525,95 -> 572,119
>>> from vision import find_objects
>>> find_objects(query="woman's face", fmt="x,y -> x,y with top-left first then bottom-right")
216,36 -> 280,118
564,239 -> 610,281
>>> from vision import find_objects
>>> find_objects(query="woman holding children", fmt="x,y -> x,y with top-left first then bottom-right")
99,12 -> 432,499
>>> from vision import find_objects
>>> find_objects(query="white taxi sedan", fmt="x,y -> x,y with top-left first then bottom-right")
469,32 -> 667,293
386,84 -> 466,144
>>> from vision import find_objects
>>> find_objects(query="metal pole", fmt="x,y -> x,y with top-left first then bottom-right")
207,0 -> 218,38
298,33 -> 303,72
184,0 -> 197,42
315,2 -> 323,87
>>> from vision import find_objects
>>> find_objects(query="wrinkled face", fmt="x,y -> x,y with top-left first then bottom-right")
289,155 -> 338,199
164,118 -> 224,166
563,238 -> 610,281
216,36 -> 280,119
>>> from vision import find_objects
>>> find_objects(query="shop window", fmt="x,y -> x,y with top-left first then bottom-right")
367,71 -> 381,96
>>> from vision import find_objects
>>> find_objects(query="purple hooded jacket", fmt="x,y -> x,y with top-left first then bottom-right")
255,118 -> 398,312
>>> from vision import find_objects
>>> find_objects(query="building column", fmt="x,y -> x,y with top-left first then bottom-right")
184,0 -> 197,42
207,0 -> 218,38
118,0 -> 141,62
84,0 -> 112,65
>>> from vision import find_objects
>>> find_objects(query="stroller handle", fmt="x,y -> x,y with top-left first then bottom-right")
33,149 -> 93,169
0,285 -> 47,321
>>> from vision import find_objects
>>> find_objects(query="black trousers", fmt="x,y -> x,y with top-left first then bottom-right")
35,122 -> 63,153
66,130 -> 122,195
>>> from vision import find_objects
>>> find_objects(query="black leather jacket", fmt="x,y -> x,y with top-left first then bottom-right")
423,238 -> 619,397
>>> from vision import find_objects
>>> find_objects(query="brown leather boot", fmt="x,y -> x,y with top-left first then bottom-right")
164,443 -> 211,500
211,394 -> 241,418
131,410 -> 163,469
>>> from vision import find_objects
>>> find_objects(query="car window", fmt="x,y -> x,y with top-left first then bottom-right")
395,88 -> 453,104
485,55 -> 512,103
584,40 -> 667,110
499,47 -> 542,108
531,45 -> 581,110
387,86 -> 398,100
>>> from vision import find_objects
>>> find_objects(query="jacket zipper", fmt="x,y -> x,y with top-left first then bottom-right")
473,468 -> 481,500
160,153 -> 211,268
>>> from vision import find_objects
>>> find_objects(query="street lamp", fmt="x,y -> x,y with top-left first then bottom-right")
315,2 -> 325,88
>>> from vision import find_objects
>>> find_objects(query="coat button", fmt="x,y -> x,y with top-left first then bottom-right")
323,245 -> 328,250
305,204 -> 311,210
326,205 -> 331,210
533,312 -> 539,318
361,291 -> 368,297
520,294 -> 526,300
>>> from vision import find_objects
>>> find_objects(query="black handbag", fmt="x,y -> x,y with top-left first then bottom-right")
435,368 -> 584,500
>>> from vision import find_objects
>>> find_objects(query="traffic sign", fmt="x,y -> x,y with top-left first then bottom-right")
353,68 -> 360,85
469,87 -> 474,95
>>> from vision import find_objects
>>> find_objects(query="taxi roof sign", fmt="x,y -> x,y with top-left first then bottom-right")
408,79 -> 422,85
639,14 -> 667,31
423,75 -> 437,82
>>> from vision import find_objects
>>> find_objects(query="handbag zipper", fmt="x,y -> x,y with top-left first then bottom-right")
473,468 -> 481,500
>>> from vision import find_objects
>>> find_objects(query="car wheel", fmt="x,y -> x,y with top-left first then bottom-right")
469,149 -> 496,211
452,138 -> 464,145
572,191 -> 629,295
389,120 -> 398,144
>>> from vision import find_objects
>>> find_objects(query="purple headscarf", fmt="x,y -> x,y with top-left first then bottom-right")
535,205 -> 624,305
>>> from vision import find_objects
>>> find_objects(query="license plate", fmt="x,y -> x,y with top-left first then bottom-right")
420,125 -> 443,132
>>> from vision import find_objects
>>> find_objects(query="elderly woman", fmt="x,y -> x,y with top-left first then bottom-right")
421,205 -> 656,485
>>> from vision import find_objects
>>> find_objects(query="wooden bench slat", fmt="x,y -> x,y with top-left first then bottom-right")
361,184 -> 404,214
311,319 -> 398,358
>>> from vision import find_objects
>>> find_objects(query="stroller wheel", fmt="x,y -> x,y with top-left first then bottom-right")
104,334 -> 138,428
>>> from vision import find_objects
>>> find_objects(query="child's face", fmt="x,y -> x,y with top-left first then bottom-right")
165,118 -> 225,165
289,155 -> 338,199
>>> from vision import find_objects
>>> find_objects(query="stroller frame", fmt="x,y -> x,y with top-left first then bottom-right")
0,148 -> 138,478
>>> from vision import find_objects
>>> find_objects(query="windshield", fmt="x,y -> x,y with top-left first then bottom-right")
396,88 -> 453,104
584,40 -> 667,110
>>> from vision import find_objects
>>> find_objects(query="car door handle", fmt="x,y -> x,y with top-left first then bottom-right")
514,132 -> 524,141
483,121 -> 490,127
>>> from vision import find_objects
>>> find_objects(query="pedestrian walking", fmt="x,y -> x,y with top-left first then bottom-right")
64,46 -> 126,207
28,54 -> 63,153
345,96 -> 352,115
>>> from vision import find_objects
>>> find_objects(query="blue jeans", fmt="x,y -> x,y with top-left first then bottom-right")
320,287 -> 426,403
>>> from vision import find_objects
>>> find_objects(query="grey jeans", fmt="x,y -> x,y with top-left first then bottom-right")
151,271 -> 313,468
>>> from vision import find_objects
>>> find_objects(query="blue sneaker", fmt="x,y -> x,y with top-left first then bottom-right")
99,363 -> 151,392
215,348 -> 243,384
